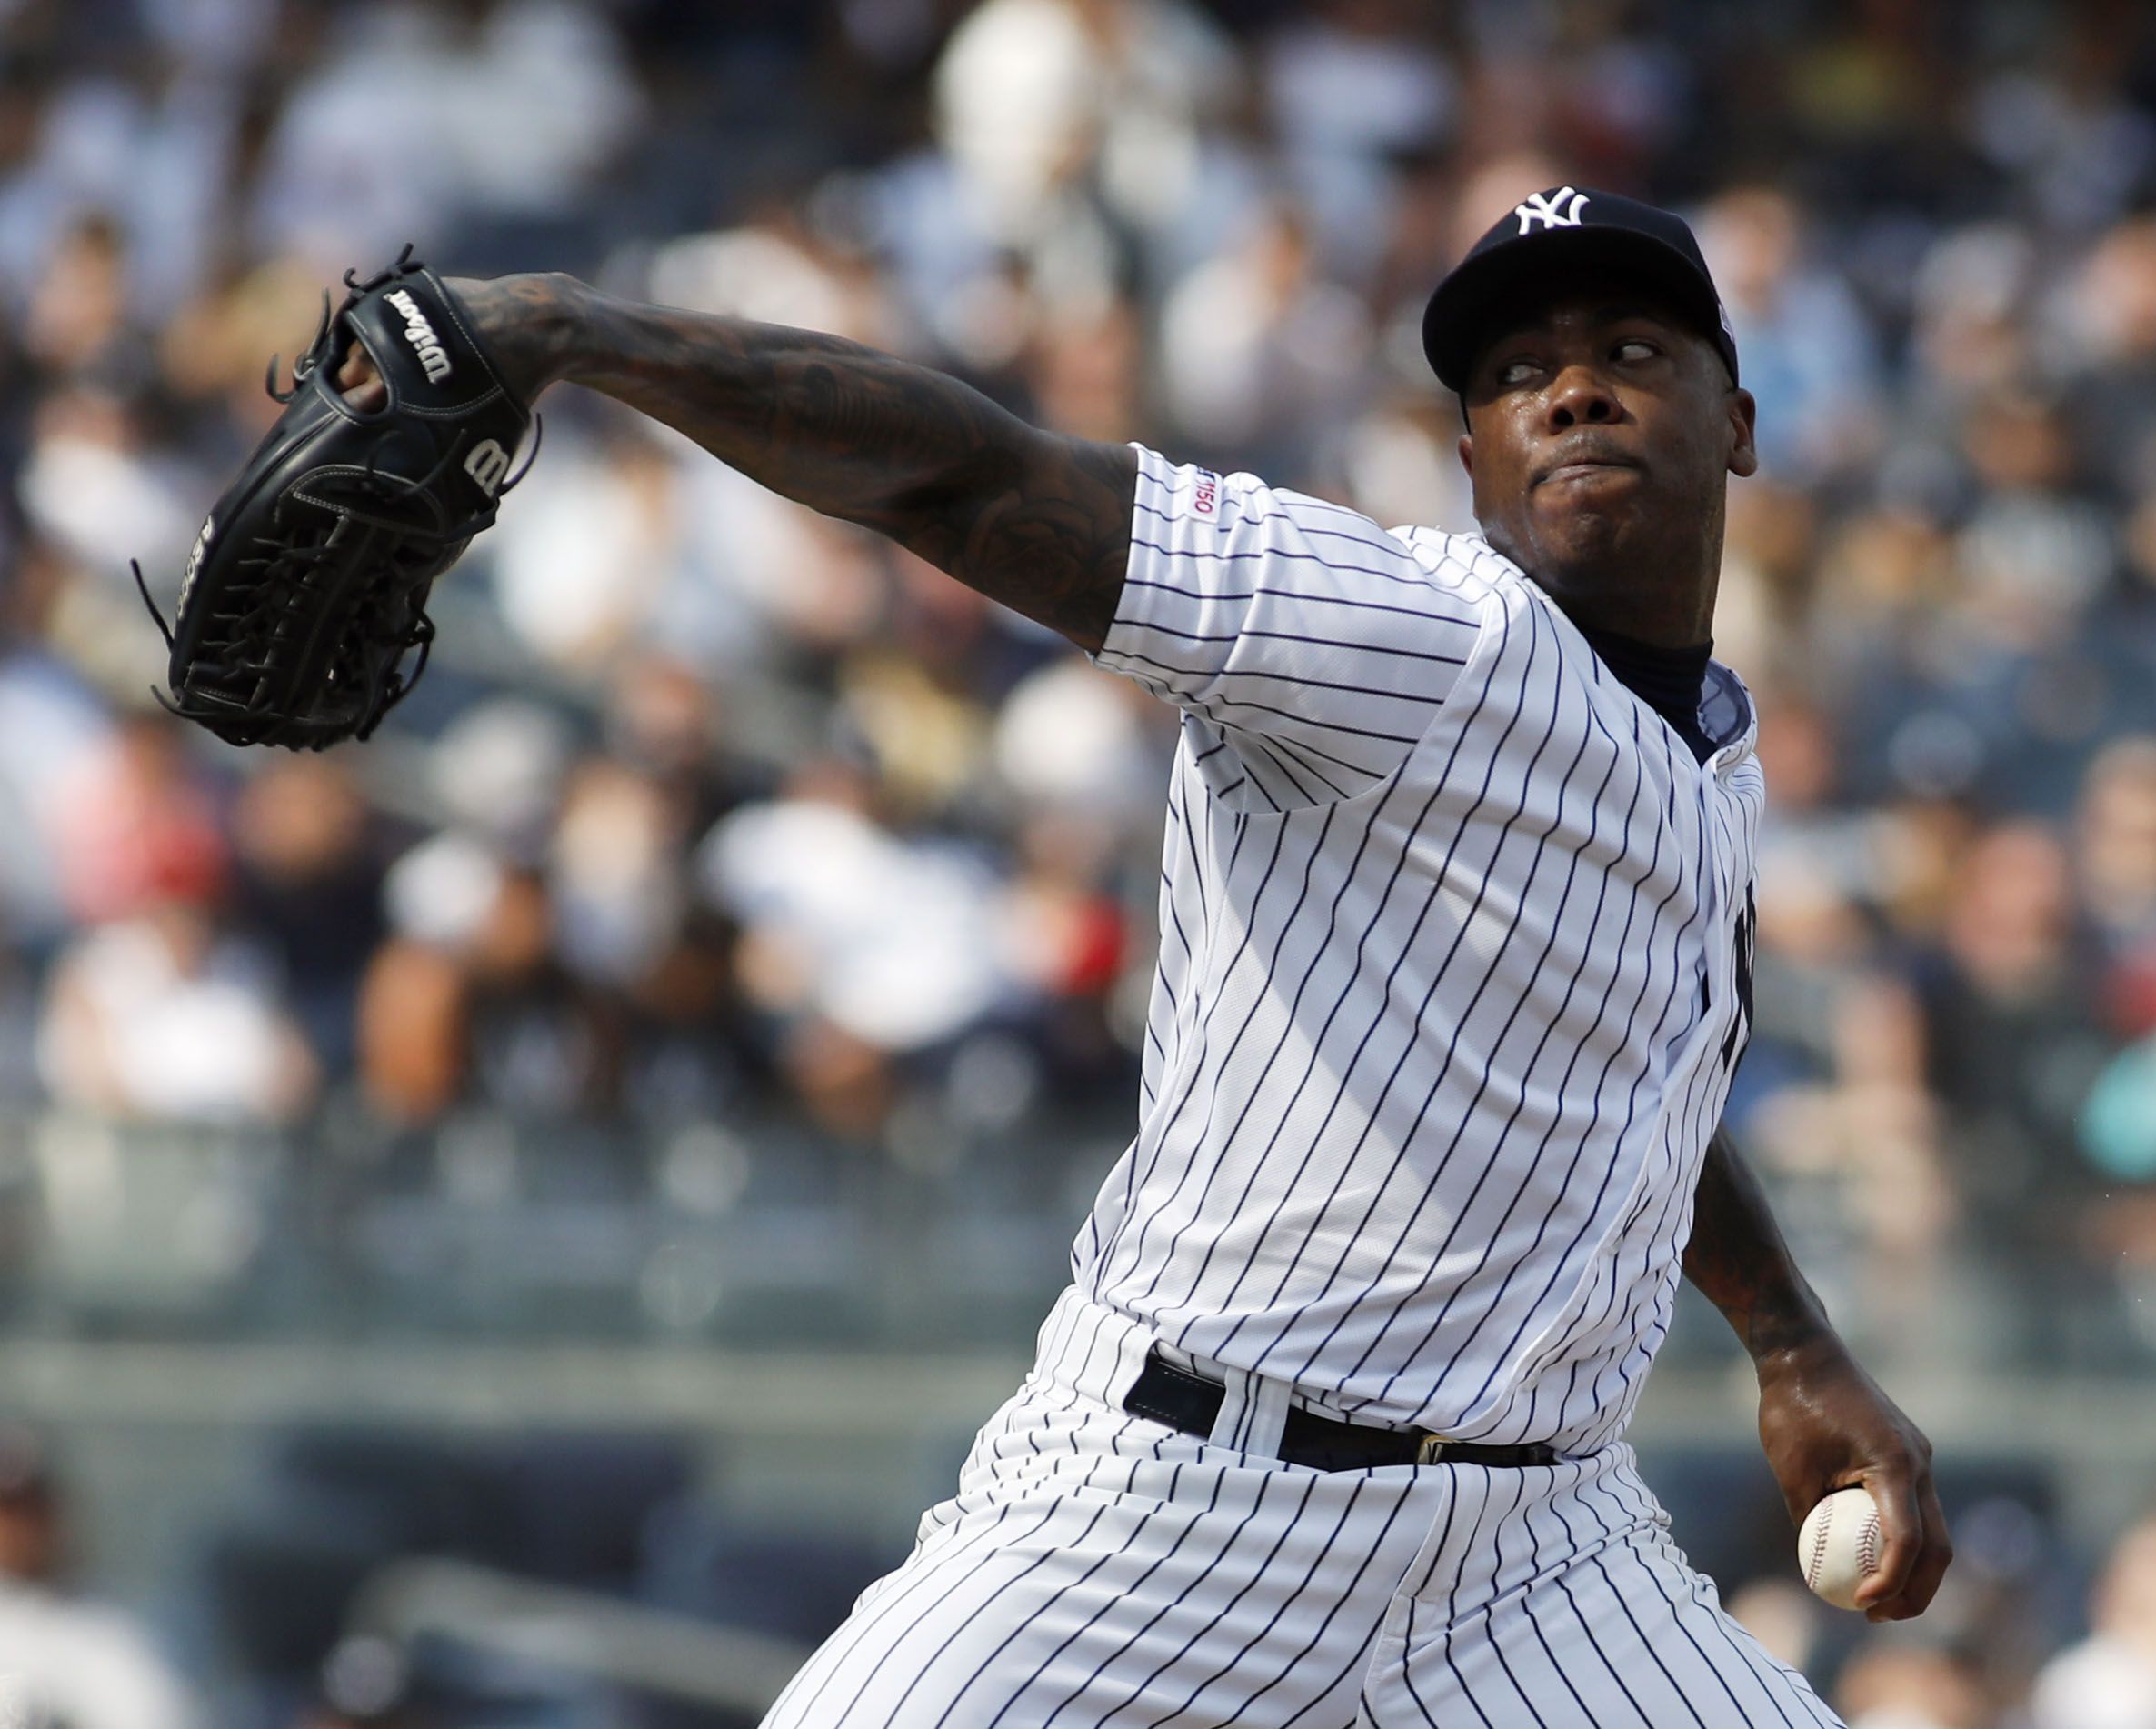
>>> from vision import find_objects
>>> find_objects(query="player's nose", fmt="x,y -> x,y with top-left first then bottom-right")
1544,364 -> 1620,431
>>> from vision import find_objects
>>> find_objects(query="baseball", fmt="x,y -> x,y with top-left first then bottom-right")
1798,1487 -> 1885,1610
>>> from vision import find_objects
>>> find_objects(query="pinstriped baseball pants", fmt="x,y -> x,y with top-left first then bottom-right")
761,1290 -> 1842,1727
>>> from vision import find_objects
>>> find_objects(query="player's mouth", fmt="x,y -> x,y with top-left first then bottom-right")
1533,443 -> 1639,488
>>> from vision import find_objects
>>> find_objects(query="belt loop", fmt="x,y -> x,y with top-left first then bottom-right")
1205,1361 -> 1252,1451
1247,1375 -> 1291,1458
1214,1365 -> 1290,1458
1113,1318 -> 1157,1417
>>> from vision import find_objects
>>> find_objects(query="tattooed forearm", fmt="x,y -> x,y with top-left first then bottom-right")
1682,1125 -> 1837,1368
463,274 -> 1137,650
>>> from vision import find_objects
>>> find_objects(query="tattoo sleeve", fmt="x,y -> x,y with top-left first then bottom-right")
1682,1124 -> 1837,1369
529,279 -> 1136,651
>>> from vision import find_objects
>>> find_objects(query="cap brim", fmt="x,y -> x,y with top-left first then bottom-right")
1423,227 -> 1732,393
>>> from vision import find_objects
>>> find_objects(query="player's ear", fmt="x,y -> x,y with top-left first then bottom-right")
1457,432 -> 1473,477
1726,387 -> 1758,479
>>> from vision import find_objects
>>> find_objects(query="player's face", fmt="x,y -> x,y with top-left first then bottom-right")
1455,283 -> 1757,636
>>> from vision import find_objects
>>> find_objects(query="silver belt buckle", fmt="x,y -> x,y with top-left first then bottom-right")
1414,1434 -> 1451,1466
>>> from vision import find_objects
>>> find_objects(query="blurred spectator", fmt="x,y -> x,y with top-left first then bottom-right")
228,755 -> 386,1073
426,695 -> 574,851
1159,199 -> 1372,471
2031,1514 -> 2156,1729
549,755 -> 686,987
488,425 -> 680,671
1696,185 -> 1882,485
646,197 -> 900,352
37,899 -> 317,1123
285,1635 -> 414,1729
1914,821 -> 2109,1250
17,387 -> 194,588
361,835 -> 616,1124
2079,736 -> 2156,1033
938,0 -> 1237,252
1835,1638 -> 1994,1729
1969,15 -> 2156,238
24,212 -> 132,377
1724,1574 -> 1825,1678
1909,223 -> 2040,415
46,714 -> 224,926
0,1426 -> 197,1729
1261,0 -> 1455,277
699,755 -> 1008,1135
992,655 -> 1159,830
0,624 -> 115,942
249,0 -> 640,265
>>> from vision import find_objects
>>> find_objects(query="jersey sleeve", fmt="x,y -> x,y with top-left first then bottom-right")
1093,445 -> 1486,810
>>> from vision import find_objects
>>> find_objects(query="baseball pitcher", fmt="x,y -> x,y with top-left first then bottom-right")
151,187 -> 1951,1725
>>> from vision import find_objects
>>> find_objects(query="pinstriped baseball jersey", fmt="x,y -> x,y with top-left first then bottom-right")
1080,445 -> 1764,1457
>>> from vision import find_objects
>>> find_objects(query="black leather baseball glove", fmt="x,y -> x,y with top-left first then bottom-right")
136,247 -> 535,748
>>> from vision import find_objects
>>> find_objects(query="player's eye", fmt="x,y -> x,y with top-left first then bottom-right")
1496,358 -> 1541,387
1612,338 -> 1660,363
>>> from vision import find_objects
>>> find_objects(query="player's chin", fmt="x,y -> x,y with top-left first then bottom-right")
1532,496 -> 1637,568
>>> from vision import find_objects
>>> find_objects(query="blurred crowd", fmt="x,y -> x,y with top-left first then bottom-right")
6,0 -> 2156,1306
7,0 -> 2156,1721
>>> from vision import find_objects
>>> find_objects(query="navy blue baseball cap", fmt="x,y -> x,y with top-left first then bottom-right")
1422,185 -> 1739,393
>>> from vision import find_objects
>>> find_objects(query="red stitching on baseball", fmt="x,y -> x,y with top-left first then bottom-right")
1806,1501 -> 1832,1589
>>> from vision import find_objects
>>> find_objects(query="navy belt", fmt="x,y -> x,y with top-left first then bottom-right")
1124,1347 -> 1560,1472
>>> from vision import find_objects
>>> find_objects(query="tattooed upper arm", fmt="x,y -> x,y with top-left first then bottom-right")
869,431 -> 1138,654
506,279 -> 1142,655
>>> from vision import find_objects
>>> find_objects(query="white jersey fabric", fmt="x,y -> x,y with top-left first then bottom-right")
1079,445 -> 1763,1457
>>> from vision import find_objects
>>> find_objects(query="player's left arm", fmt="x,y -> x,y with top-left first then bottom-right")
1682,1124 -> 1952,1621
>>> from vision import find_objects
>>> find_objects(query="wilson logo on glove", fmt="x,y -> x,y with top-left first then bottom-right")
176,514 -> 214,614
385,288 -> 453,383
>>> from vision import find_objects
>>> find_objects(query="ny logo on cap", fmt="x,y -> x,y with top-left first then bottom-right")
1515,186 -> 1590,234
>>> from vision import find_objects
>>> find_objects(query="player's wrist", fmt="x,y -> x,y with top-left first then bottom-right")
446,271 -> 590,403
524,272 -> 602,393
1749,1315 -> 1849,1386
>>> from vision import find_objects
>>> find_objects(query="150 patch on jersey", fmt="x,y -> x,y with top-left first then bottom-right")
1191,470 -> 1221,520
